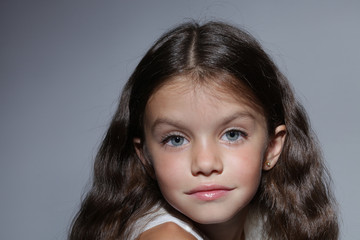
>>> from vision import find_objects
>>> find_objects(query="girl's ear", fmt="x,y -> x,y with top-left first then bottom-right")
134,138 -> 146,165
263,125 -> 286,170
134,138 -> 156,179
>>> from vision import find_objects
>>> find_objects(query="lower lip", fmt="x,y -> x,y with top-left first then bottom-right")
189,190 -> 230,201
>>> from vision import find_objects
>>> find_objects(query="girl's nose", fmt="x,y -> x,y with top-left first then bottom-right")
191,141 -> 223,176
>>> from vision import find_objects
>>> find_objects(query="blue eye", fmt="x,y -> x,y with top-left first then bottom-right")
221,130 -> 246,142
165,135 -> 188,147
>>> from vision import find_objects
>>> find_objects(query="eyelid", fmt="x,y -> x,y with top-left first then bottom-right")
161,131 -> 185,142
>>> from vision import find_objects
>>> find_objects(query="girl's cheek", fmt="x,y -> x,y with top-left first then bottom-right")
153,151 -> 188,177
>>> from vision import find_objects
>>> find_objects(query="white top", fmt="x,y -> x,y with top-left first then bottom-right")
130,206 -> 263,240
130,206 -> 204,239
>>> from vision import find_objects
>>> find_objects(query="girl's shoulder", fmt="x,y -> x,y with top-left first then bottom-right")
137,222 -> 197,240
131,205 -> 204,240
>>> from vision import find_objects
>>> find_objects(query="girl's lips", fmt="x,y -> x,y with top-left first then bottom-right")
186,185 -> 234,201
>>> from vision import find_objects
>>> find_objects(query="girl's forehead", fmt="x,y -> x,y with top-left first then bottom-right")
144,75 -> 268,134
148,74 -> 264,115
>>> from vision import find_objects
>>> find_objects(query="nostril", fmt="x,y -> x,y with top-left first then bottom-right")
192,168 -> 222,177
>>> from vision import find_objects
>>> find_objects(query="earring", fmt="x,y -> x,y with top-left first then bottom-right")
266,162 -> 271,167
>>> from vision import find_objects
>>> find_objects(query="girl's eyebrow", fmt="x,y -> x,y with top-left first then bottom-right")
150,118 -> 186,133
150,111 -> 256,133
220,112 -> 256,126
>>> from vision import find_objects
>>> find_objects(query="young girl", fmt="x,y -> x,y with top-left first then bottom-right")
69,21 -> 339,240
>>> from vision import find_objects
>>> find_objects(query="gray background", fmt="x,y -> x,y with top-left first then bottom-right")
1,1 -> 359,239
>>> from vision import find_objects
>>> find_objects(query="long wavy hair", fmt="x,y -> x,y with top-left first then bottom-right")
69,21 -> 338,240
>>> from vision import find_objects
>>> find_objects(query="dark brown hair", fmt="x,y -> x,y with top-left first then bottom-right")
69,21 -> 338,240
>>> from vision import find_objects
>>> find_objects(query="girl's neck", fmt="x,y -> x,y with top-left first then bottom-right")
194,208 -> 248,240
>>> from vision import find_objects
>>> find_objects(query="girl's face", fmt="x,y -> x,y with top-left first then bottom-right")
136,76 -> 285,225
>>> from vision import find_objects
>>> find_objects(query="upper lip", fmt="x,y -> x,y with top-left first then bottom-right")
185,184 -> 234,195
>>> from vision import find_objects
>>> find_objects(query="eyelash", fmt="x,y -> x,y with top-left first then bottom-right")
160,128 -> 248,147
220,128 -> 248,144
161,132 -> 189,147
